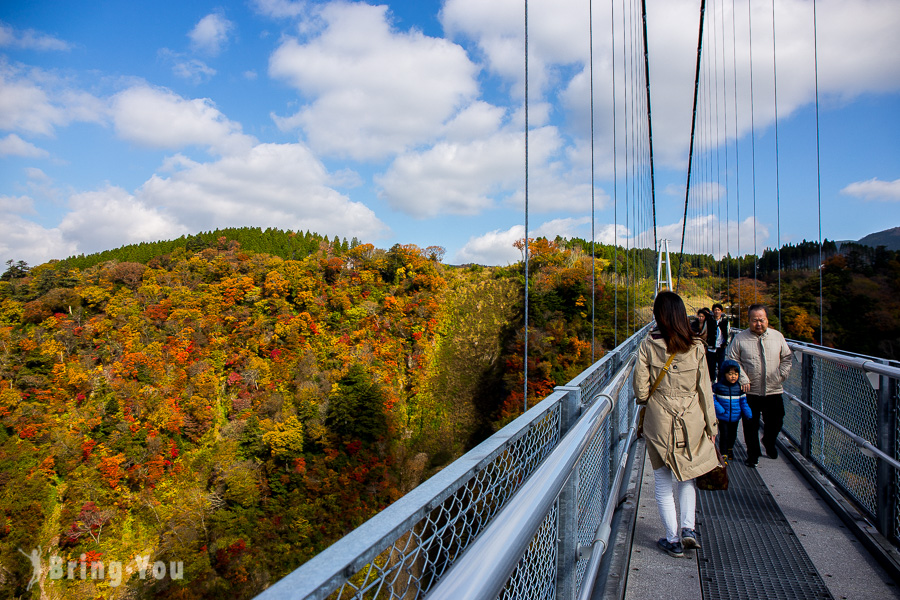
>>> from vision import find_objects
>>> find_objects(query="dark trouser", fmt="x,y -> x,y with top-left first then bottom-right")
705,349 -> 717,383
718,421 -> 740,455
743,393 -> 785,460
715,346 -> 726,370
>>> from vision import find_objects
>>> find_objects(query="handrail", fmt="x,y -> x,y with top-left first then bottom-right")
577,403 -> 640,600
785,391 -> 900,471
787,341 -> 900,379
426,357 -> 637,600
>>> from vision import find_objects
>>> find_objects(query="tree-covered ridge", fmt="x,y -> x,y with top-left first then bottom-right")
56,227 -> 356,271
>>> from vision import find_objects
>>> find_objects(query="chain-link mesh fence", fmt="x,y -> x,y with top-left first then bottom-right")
781,343 -> 900,543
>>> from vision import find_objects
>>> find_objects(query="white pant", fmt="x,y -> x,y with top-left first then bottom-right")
653,466 -> 697,543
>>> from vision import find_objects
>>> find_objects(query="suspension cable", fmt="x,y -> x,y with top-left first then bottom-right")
721,0 -> 731,310
611,0 -> 619,347
748,0 -> 758,303
626,0 -> 633,332
676,0 -> 707,293
640,0 -> 657,274
589,0 -> 596,361
524,0 -> 530,411
813,0 -> 824,344
771,0 -> 782,323
731,0 -> 742,327
712,0 -> 723,296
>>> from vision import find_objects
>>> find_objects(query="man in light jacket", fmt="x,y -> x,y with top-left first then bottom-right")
726,304 -> 793,467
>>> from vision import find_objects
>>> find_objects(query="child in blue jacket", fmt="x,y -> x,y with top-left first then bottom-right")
713,359 -> 753,459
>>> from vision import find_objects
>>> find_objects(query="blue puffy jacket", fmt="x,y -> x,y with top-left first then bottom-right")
713,359 -> 753,423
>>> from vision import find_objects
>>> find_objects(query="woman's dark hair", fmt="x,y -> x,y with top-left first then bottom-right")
695,307 -> 712,342
653,291 -> 697,354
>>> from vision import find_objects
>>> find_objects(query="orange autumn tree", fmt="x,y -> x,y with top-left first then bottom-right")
497,238 -> 609,427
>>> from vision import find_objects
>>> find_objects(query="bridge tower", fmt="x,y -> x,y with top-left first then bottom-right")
655,238 -> 673,296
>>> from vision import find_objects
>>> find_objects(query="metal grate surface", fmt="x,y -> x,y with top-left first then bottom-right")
695,443 -> 834,600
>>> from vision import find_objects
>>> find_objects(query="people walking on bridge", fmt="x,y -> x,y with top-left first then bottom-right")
712,303 -> 730,376
712,359 -> 752,460
726,304 -> 793,468
634,291 -> 719,558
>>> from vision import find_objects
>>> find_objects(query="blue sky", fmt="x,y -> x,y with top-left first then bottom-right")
1,0 -> 898,268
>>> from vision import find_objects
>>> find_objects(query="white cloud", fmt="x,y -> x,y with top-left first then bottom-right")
0,212 -> 76,266
172,58 -> 217,83
0,22 -> 71,51
58,186 -> 188,254
641,0 -> 900,168
443,101 -> 506,142
269,2 -> 478,160
0,61 -> 104,136
3,141 -> 387,265
137,142 -> 388,241
840,178 -> 900,202
454,217 -> 592,265
441,0 -> 589,99
111,85 -> 254,155
0,194 -> 35,214
189,13 -> 234,56
593,223 -> 633,246
379,123 -> 600,218
445,0 -> 900,174
377,130 -> 522,218
21,167 -> 63,204
252,0 -> 310,19
0,133 -> 47,157
454,225 -> 524,265
651,214 -> 771,258
0,63 -> 66,135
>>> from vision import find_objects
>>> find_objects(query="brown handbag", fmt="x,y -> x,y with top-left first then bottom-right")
696,445 -> 729,491
636,353 -> 676,438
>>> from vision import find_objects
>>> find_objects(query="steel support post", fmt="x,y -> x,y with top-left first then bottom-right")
555,386 -> 582,600
799,353 -> 814,459
876,362 -> 897,539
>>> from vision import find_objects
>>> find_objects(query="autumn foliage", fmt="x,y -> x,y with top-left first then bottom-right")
0,229 -> 635,599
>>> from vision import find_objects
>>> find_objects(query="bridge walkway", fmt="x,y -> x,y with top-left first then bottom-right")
610,432 -> 900,600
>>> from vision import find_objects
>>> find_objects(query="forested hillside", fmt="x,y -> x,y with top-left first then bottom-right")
0,231 -> 639,599
679,240 -> 900,358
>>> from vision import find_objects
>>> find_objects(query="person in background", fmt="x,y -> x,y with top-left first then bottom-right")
634,292 -> 719,558
712,303 -> 730,378
692,307 -> 716,383
726,304 -> 793,467
712,359 -> 752,459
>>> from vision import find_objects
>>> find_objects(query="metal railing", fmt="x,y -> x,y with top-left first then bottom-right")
781,341 -> 900,542
256,323 -> 651,600
427,355 -> 638,600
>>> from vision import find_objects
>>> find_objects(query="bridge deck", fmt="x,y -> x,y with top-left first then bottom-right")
615,432 -> 900,600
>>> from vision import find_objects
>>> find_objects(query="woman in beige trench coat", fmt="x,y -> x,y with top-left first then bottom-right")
634,291 -> 719,558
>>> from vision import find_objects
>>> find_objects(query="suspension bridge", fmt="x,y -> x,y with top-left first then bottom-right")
255,1 -> 900,598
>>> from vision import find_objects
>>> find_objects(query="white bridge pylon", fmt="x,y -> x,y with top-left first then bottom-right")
655,239 -> 673,297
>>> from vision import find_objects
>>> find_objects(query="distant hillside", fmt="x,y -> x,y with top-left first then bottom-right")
857,226 -> 900,251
